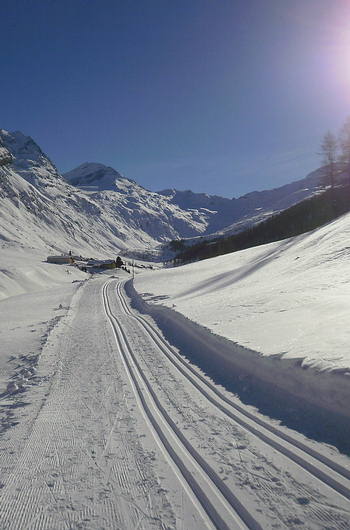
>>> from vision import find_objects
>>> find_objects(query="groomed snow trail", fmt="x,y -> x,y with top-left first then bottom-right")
0,278 -> 195,530
0,277 -> 350,529
102,281 -> 252,530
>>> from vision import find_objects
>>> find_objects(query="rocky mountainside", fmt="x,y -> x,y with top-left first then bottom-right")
0,128 -> 331,259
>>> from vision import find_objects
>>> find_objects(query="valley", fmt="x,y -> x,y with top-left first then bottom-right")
1,129 -> 350,529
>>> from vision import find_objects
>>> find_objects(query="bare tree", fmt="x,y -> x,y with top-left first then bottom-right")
339,116 -> 350,183
320,130 -> 337,188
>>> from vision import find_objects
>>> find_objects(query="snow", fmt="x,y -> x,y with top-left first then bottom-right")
0,146 -> 12,166
0,247 -> 85,300
64,162 -> 125,191
134,212 -> 350,419
0,246 -> 87,393
2,268 -> 350,528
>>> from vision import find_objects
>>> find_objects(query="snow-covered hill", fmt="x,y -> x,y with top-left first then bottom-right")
133,209 -> 350,420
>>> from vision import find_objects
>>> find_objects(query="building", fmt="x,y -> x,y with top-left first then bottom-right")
47,255 -> 74,265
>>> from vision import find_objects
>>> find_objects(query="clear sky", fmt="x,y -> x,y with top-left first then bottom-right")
1,0 -> 350,197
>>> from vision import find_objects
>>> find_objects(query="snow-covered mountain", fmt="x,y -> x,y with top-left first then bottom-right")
159,166 -> 328,237
0,142 -> 13,167
0,128 -> 333,259
63,162 -> 210,244
0,130 -> 211,257
65,157 -> 329,244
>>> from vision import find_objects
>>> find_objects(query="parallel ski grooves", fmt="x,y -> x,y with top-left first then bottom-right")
103,281 -> 257,530
117,280 -> 350,502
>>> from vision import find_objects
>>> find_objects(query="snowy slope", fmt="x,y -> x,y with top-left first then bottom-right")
0,146 -> 12,166
1,129 -> 61,186
134,211 -> 350,418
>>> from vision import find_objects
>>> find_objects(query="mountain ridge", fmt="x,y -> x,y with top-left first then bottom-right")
66,159 -> 328,238
0,128 -> 334,259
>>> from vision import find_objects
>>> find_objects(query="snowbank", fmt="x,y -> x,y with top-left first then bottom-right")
132,213 -> 350,421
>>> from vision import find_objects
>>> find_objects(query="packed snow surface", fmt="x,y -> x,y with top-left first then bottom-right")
0,246 -> 87,402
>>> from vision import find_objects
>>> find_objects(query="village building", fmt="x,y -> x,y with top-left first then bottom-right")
47,255 -> 74,265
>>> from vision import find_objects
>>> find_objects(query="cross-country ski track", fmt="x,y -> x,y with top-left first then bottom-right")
0,276 -> 350,529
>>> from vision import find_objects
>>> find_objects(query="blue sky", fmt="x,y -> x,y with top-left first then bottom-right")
1,0 -> 350,197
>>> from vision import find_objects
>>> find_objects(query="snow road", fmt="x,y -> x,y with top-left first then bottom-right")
0,277 -> 350,529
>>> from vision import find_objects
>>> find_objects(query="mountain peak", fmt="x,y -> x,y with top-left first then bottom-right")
0,129 -> 60,185
63,162 -> 129,191
67,162 -> 117,174
1,129 -> 44,157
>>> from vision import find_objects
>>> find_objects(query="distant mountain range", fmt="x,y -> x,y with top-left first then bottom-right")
0,128 -> 333,259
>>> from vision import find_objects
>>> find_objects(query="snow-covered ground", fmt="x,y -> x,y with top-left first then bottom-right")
134,212 -> 350,421
0,246 -> 87,396
1,244 -> 350,528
